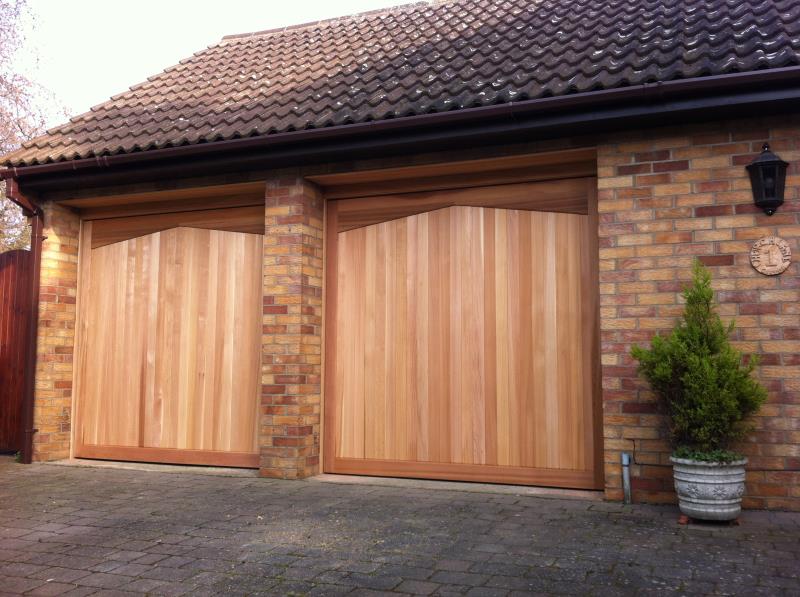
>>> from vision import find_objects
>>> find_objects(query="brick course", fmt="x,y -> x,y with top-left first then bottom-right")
598,117 -> 800,510
260,176 -> 324,478
32,202 -> 80,461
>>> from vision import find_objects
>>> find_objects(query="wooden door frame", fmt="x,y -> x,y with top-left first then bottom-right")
319,149 -> 603,489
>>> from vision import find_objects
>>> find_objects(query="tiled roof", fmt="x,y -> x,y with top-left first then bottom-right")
5,0 -> 800,167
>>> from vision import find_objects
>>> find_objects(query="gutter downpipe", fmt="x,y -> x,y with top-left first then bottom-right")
2,66 -> 800,182
5,178 -> 43,465
621,452 -> 633,505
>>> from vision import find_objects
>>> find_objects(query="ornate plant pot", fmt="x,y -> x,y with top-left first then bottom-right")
670,457 -> 747,521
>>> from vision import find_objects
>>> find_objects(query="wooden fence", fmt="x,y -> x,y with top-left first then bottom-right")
0,249 -> 32,453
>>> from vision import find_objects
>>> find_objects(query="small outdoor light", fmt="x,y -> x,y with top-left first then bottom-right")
746,143 -> 788,216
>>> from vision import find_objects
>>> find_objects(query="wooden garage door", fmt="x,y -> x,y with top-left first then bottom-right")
325,181 -> 600,489
74,225 -> 263,467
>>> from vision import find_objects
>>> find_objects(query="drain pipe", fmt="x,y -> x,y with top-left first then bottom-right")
621,452 -> 632,504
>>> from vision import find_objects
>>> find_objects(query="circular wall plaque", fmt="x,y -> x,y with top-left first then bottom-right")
750,236 -> 791,276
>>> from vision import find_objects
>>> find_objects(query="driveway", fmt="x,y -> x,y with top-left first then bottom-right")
0,458 -> 798,596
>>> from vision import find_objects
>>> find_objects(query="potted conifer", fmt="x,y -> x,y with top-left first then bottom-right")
631,261 -> 766,521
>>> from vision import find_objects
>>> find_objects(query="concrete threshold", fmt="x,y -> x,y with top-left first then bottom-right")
48,458 -> 258,477
46,459 -> 602,501
310,473 -> 603,501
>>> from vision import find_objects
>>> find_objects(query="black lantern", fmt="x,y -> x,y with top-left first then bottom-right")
746,143 -> 788,216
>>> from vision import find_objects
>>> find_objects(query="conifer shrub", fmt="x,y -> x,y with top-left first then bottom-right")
631,260 -> 767,462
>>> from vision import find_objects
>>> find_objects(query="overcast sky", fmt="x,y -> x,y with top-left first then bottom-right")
20,0 -> 421,130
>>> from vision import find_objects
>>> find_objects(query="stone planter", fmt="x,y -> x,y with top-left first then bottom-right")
670,456 -> 747,521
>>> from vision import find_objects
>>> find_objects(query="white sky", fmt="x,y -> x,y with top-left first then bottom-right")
19,0 -> 422,130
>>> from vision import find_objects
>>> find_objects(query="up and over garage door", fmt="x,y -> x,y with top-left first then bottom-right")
73,205 -> 264,468
324,176 -> 602,489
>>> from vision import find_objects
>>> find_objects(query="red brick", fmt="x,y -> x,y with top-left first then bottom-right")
694,205 -> 733,217
695,181 -> 730,192
739,303 -> 779,315
618,163 -> 652,175
697,255 -> 734,266
652,160 -> 689,173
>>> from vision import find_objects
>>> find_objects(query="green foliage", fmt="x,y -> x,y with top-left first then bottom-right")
672,446 -> 743,463
631,260 -> 766,460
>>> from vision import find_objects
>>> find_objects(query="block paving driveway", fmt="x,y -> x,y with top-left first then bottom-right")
1,459 -> 798,596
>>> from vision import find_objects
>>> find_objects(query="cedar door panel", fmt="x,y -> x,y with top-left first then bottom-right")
326,194 -> 600,489
74,226 -> 262,467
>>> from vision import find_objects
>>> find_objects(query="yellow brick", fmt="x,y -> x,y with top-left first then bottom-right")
694,229 -> 733,241
675,218 -> 713,230
597,198 -> 635,211
635,220 -> 673,232
691,156 -> 731,168
636,245 -> 674,257
761,315 -> 800,327
599,283 -> 617,295
639,293 -> 677,305
637,269 -> 675,281
718,241 -> 750,253
760,290 -> 800,302
676,194 -> 713,207
616,233 -> 653,246
600,247 -> 637,259
672,169 -> 713,183
762,366 -> 800,379
762,341 -> 800,353
639,318 -> 679,329
600,307 -> 617,319
653,183 -> 692,196
601,319 -> 637,330
598,176 -> 634,190
716,214 -> 756,228
601,354 -> 619,366
618,282 -> 657,293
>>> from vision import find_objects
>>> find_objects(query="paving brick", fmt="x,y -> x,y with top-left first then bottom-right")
27,582 -> 80,596
74,572 -> 131,589
396,579 -> 441,595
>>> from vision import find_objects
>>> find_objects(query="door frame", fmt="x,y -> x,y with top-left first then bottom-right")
316,149 -> 603,489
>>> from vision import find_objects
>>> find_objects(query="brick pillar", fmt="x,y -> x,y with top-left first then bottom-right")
33,202 -> 80,461
260,176 -> 324,478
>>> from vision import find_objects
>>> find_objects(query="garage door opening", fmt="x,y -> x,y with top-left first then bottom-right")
323,175 -> 601,489
73,222 -> 263,468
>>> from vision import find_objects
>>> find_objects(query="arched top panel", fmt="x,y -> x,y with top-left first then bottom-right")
333,177 -> 593,233
89,205 -> 263,249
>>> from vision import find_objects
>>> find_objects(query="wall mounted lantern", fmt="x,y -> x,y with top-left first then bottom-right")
746,143 -> 788,216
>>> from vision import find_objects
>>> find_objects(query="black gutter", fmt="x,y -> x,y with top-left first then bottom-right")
3,67 -> 800,187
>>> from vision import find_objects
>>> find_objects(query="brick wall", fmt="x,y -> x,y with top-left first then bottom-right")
33,202 -> 80,461
260,176 -> 325,478
598,117 -> 800,510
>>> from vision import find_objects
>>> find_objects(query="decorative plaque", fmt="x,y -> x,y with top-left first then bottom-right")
750,236 -> 791,276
